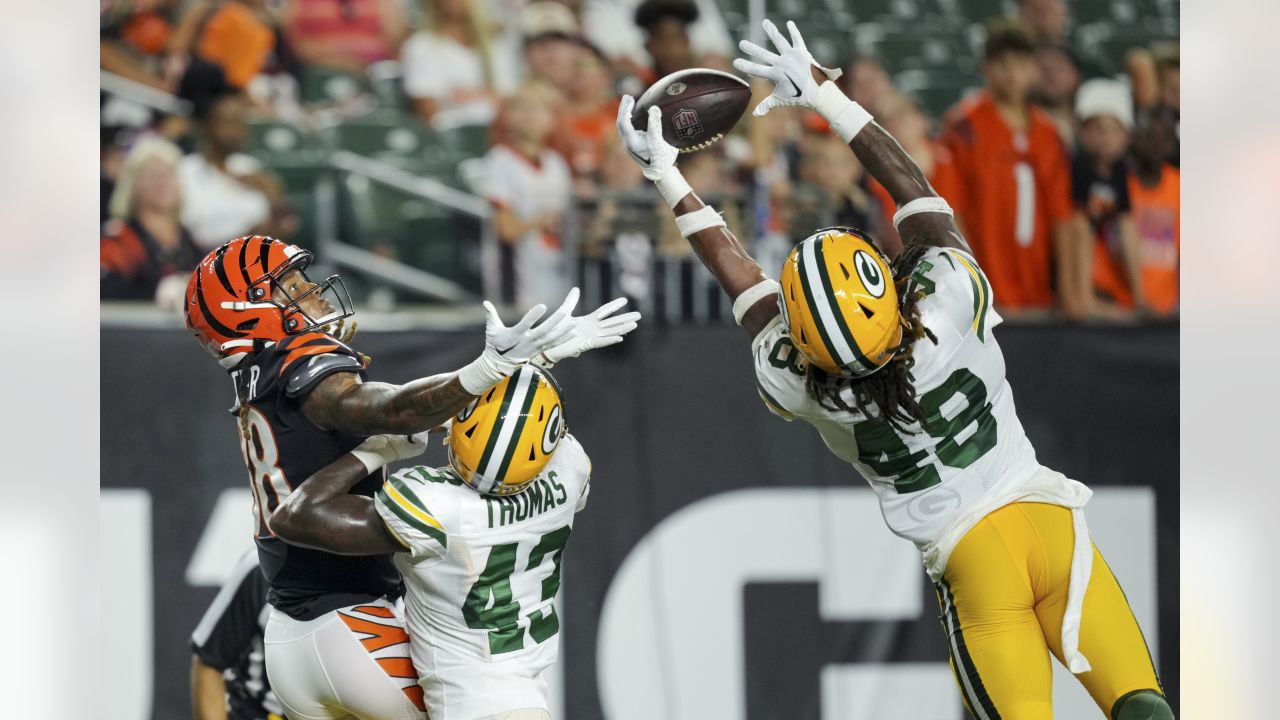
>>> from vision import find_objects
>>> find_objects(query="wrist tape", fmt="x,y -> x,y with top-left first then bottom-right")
351,437 -> 393,474
732,279 -> 781,326
456,351 -> 514,395
892,196 -> 954,230
813,81 -> 874,143
674,206 -> 726,237
654,166 -> 693,207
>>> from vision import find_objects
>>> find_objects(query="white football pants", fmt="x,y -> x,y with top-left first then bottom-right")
264,599 -> 426,720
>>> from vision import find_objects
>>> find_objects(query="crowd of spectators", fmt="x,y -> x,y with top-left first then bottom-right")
102,0 -> 1180,321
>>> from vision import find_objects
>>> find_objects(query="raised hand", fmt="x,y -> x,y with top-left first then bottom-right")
732,19 -> 842,117
615,96 -> 680,181
533,296 -> 643,368
482,288 -> 580,364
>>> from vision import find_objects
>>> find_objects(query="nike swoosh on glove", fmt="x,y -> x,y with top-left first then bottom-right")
732,19 -> 842,117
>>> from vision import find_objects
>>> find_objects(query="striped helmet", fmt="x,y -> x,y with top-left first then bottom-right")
184,235 -> 353,359
448,365 -> 565,496
779,227 -> 904,377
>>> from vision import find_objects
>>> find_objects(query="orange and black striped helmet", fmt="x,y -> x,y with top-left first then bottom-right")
184,235 -> 353,359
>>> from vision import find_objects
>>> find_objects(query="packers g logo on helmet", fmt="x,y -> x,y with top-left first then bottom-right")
448,365 -> 566,496
779,228 -> 904,377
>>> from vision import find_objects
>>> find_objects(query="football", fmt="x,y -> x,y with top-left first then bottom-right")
630,68 -> 752,153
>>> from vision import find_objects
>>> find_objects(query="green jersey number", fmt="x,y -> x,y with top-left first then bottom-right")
462,526 -> 573,655
852,367 -> 998,493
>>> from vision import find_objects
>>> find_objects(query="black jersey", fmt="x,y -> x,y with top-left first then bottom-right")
190,551 -> 283,720
228,331 -> 400,620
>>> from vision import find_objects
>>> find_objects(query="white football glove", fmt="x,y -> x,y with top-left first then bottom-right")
457,289 -> 579,394
533,297 -> 642,368
733,19 -> 843,117
351,431 -> 431,473
734,19 -> 873,142
616,96 -> 692,206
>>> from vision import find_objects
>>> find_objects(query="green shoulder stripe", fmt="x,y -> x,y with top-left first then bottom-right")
950,251 -> 992,341
378,478 -> 447,548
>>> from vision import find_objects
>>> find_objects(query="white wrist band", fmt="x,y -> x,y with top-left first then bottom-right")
674,206 -> 726,237
350,449 -> 388,474
456,352 -> 513,395
654,166 -> 693,207
350,436 -> 395,474
892,196 -> 955,230
813,81 -> 873,143
732,279 -> 781,326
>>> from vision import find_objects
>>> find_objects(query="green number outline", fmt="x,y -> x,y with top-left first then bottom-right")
852,368 -> 998,493
462,526 -> 573,654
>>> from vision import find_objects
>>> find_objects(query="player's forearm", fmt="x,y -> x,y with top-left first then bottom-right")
332,374 -> 473,435
672,193 -> 780,336
673,194 -> 768,295
270,455 -> 403,555
191,657 -> 228,720
846,122 -> 937,206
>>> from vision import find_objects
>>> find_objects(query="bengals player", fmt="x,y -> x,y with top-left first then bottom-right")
616,19 -> 1172,720
184,235 -> 637,720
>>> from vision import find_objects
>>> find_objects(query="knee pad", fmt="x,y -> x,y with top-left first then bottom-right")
1112,689 -> 1174,720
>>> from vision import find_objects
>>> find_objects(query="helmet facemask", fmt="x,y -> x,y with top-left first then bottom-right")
248,249 -> 355,336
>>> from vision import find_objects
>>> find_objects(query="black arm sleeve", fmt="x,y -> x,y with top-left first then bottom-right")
189,552 -> 268,670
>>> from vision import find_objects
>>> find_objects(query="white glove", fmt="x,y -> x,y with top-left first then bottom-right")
533,297 -> 642,368
733,19 -> 842,118
734,20 -> 872,142
457,289 -> 579,394
351,431 -> 431,473
616,96 -> 692,206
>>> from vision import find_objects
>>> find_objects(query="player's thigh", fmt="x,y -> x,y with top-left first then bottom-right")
1037,544 -> 1164,716
316,603 -> 427,720
941,505 -> 1055,720
263,612 -> 350,720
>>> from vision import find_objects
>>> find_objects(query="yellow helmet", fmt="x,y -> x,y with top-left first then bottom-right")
448,365 -> 566,496
778,227 -> 904,377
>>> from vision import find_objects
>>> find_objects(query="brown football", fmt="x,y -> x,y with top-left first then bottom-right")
630,68 -> 752,153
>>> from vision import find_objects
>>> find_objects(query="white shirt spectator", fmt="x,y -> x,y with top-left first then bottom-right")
580,0 -> 733,68
401,30 -> 507,127
483,144 -> 573,310
178,153 -> 271,250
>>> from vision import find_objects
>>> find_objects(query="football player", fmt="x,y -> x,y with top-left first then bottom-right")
185,235 -> 636,720
615,19 -> 1173,720
269,364 -> 593,720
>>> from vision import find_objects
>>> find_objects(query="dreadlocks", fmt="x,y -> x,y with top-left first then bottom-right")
805,243 -> 939,431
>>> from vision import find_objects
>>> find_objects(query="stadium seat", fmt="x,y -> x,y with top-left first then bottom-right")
948,0 -> 1010,25
319,112 -> 443,160
298,67 -> 372,105
245,119 -> 323,165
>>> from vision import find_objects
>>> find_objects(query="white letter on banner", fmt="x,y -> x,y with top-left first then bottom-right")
596,487 -> 1157,720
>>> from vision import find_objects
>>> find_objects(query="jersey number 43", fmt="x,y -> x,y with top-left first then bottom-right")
463,526 -> 572,655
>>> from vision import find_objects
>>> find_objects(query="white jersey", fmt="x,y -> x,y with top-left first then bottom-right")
374,434 -> 591,720
753,246 -> 1090,578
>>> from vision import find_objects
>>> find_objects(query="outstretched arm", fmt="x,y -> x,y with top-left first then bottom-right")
301,289 -> 640,434
269,435 -> 428,555
615,98 -> 780,339
302,371 -> 473,436
735,19 -> 970,258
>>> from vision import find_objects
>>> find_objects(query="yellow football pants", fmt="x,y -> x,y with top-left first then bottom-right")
935,502 -> 1164,719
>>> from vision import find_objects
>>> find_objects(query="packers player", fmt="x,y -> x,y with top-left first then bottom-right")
615,19 -> 1173,720
270,365 -> 594,720
185,235 -> 635,719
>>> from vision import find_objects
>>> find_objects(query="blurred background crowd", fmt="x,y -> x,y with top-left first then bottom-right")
100,0 -> 1180,323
